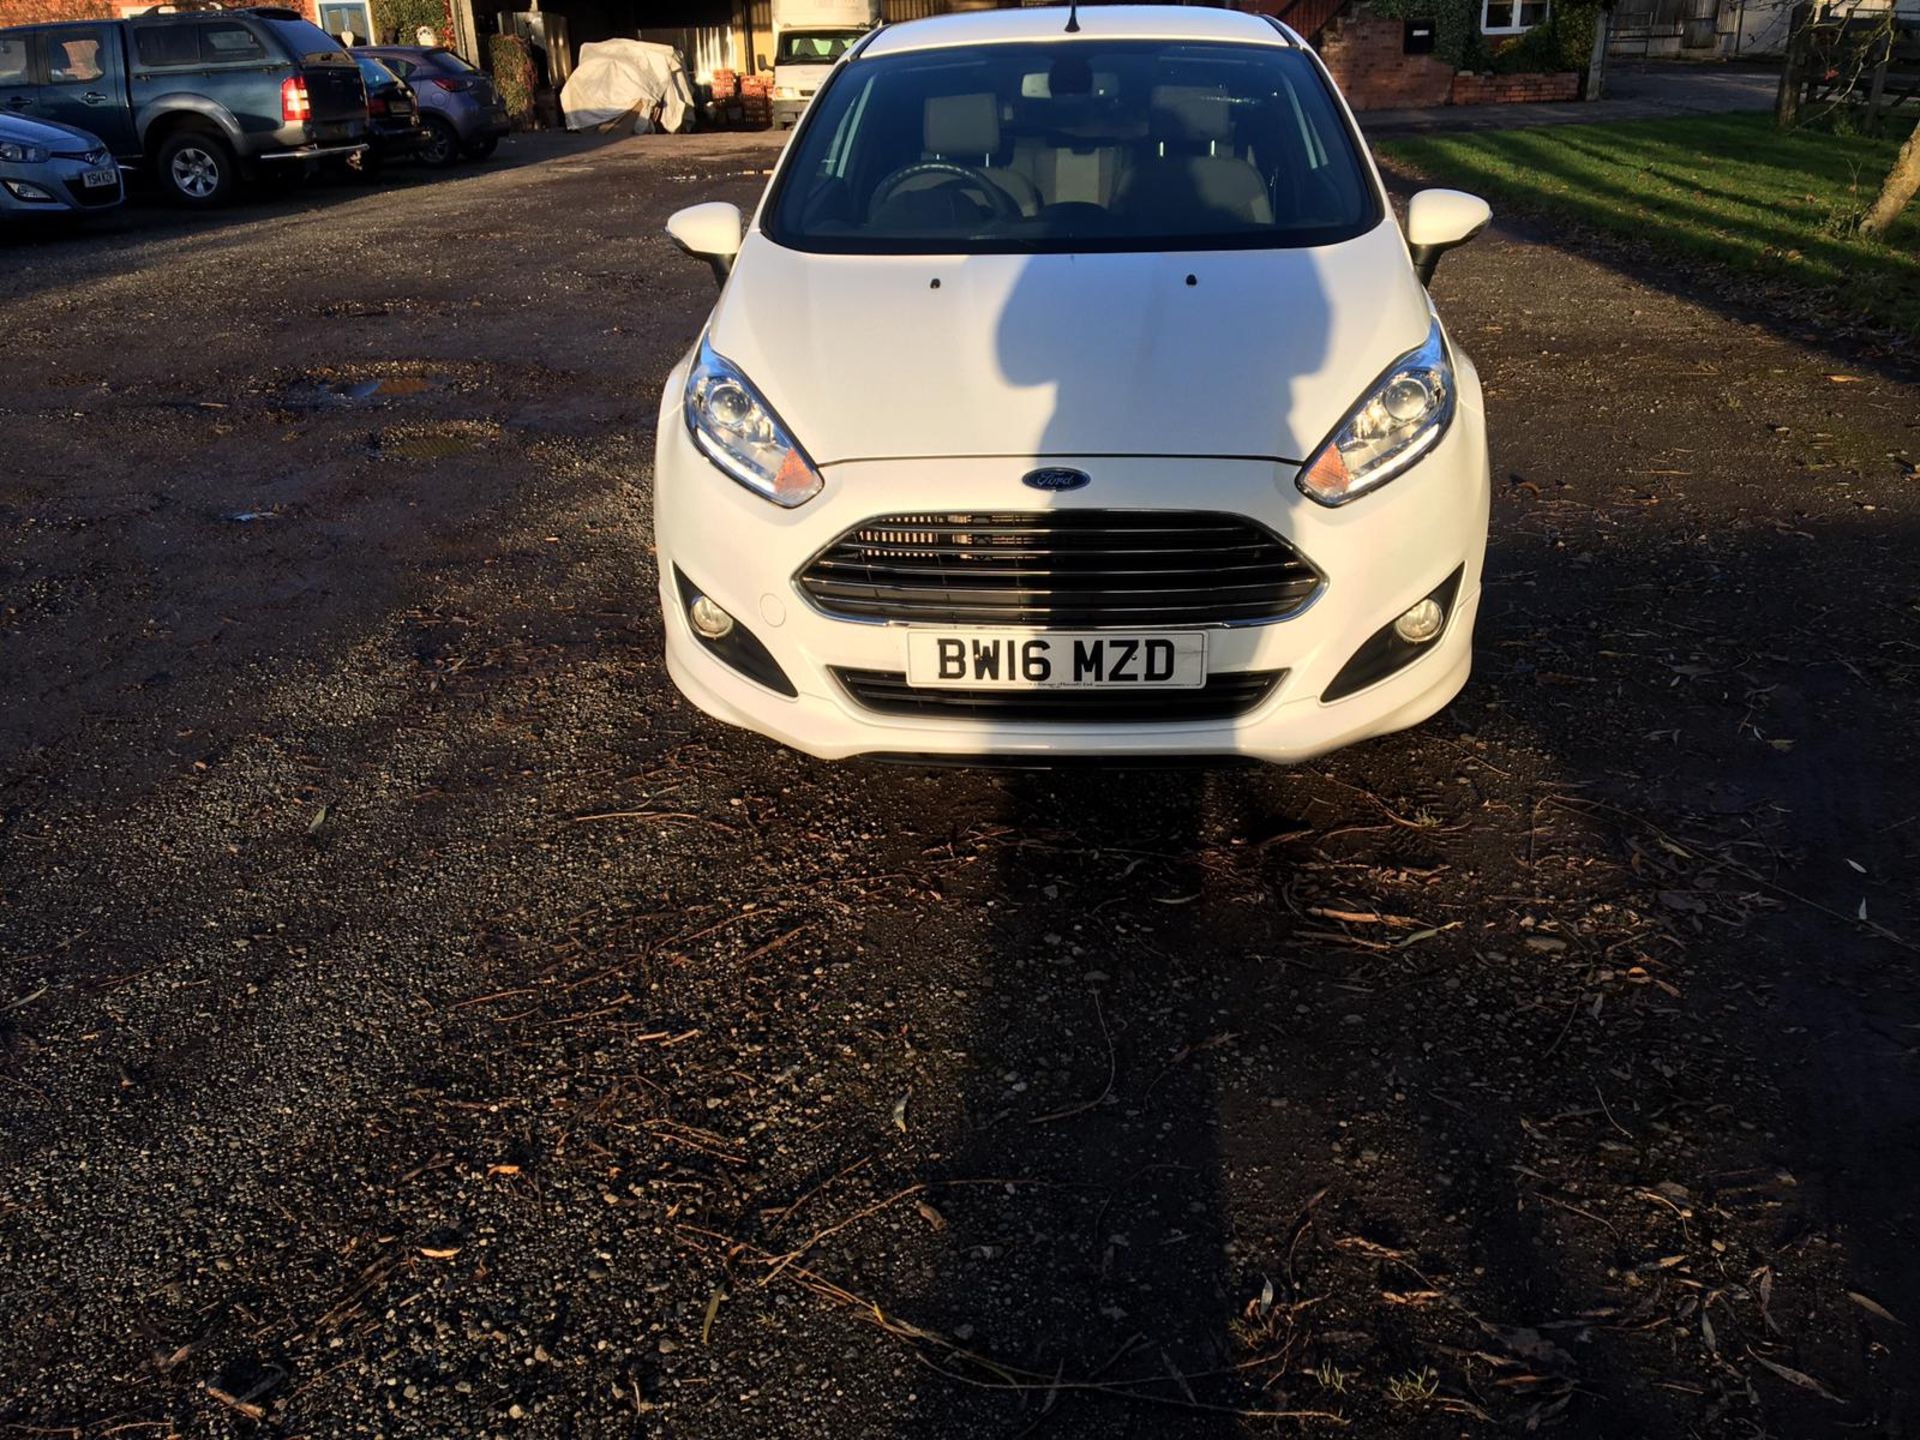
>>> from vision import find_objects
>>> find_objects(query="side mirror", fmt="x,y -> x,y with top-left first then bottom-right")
665,201 -> 744,287
1405,189 -> 1491,287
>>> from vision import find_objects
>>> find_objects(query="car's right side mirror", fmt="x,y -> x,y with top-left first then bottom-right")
665,201 -> 745,287
1405,189 -> 1492,287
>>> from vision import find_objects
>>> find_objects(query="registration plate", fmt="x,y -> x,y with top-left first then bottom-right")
82,167 -> 117,189
905,631 -> 1206,690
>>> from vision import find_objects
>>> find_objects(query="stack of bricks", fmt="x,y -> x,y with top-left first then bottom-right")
1315,17 -> 1455,111
1450,70 -> 1580,104
736,72 -> 772,129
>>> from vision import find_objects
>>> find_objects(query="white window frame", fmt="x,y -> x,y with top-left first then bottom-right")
1481,0 -> 1550,33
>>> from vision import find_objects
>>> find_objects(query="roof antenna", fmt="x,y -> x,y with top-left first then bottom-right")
1064,0 -> 1080,32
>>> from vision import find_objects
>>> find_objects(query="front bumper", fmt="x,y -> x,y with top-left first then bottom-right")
771,97 -> 810,127
0,157 -> 124,216
653,359 -> 1490,766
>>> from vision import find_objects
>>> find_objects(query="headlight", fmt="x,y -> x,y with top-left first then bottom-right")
774,86 -> 799,99
683,337 -> 824,508
0,141 -> 50,164
1298,318 -> 1454,506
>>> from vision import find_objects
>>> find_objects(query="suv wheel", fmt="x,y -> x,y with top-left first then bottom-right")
419,116 -> 460,169
157,129 -> 235,206
464,134 -> 499,161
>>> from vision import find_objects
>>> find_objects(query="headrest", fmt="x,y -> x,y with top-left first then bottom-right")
924,92 -> 999,155
1150,85 -> 1232,145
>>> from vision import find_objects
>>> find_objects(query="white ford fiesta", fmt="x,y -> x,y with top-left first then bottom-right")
655,3 -> 1491,765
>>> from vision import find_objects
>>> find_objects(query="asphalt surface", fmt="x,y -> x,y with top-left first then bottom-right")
2,129 -> 1917,1439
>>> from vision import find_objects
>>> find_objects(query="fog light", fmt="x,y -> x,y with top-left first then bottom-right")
3,180 -> 55,202
1392,597 -> 1446,644
688,594 -> 735,640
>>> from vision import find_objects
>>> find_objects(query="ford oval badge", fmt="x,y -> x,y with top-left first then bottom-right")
1022,467 -> 1091,493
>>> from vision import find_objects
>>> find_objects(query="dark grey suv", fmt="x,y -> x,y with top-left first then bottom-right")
358,46 -> 508,167
0,6 -> 367,206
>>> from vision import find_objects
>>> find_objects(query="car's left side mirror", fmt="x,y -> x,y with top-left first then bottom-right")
665,201 -> 745,287
1405,189 -> 1492,287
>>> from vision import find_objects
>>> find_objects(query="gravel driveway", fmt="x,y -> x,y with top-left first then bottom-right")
2,132 -> 1916,1439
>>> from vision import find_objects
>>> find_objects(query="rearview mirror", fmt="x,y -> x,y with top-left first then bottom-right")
665,201 -> 745,286
1405,189 -> 1492,287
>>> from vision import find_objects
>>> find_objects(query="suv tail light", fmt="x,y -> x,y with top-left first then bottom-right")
429,77 -> 470,92
281,76 -> 312,122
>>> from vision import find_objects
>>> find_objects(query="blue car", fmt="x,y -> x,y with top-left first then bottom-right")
0,111 -> 122,221
358,46 -> 509,167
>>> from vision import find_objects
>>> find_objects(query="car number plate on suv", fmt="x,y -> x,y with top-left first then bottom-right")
905,631 -> 1206,690
82,167 -> 117,188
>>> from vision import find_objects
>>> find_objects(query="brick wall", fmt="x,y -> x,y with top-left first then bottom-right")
1317,16 -> 1456,111
0,0 -> 319,26
1450,69 -> 1581,104
0,0 -> 117,22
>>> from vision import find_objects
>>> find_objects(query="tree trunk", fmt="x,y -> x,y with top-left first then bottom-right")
1586,4 -> 1611,102
1861,115 -> 1920,237
1776,2 -> 1810,127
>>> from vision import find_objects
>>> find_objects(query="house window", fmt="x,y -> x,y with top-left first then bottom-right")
1482,0 -> 1550,32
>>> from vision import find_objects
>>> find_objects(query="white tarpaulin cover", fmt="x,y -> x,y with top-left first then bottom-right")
561,39 -> 693,134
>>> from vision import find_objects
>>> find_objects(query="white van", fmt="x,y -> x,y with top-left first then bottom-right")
770,0 -> 882,127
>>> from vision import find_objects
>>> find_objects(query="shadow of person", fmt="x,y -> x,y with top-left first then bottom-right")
871,73 -> 1349,1437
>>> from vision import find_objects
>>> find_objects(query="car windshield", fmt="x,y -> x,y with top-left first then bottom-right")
777,30 -> 858,65
265,17 -> 355,64
767,39 -> 1377,255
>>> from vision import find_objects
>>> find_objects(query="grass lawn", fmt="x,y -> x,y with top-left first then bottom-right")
1377,112 -> 1920,343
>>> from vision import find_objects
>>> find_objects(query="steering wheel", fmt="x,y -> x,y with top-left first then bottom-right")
869,161 -> 1020,222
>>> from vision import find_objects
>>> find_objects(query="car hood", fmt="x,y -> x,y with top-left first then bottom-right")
704,218 -> 1432,467
0,112 -> 103,151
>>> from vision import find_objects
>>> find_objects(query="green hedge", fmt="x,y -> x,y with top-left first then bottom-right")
488,33 -> 537,127
376,0 -> 447,45
1489,0 -> 1601,73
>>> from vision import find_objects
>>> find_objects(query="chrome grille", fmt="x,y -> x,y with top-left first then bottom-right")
798,511 -> 1321,627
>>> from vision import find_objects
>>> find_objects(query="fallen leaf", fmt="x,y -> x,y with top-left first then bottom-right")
1749,1352 -> 1842,1403
915,1199 -> 947,1232
1858,899 -> 1869,922
1847,859 -> 1866,873
487,1163 -> 521,1177
891,1093 -> 909,1133
1846,1291 -> 1905,1326
1826,374 -> 1863,383
1767,738 -> 1795,752
419,1246 -> 461,1259
307,803 -> 328,836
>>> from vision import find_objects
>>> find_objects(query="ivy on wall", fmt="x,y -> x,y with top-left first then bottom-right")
1357,0 -> 1480,72
1347,0 -> 1598,74
374,0 -> 449,44
489,32 -> 537,126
